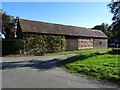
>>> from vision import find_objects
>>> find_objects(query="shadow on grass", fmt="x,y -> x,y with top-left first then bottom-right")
60,49 -> 120,66
59,52 -> 104,66
1,58 -> 60,71
59,51 -> 120,85
107,49 -> 120,55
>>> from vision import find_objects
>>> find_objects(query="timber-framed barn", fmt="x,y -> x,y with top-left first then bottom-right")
16,18 -> 108,51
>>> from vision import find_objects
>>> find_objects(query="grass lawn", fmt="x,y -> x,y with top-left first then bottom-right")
44,48 -> 112,56
60,52 -> 120,84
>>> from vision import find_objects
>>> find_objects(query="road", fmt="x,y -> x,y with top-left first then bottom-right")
1,54 -> 119,88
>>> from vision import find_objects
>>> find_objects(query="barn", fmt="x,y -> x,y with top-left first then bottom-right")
16,18 -> 108,51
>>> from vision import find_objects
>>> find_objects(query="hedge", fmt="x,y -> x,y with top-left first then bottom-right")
2,35 -> 66,56
2,39 -> 21,56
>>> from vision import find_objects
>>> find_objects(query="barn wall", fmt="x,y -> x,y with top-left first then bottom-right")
66,36 -> 78,51
78,37 -> 93,49
93,38 -> 108,48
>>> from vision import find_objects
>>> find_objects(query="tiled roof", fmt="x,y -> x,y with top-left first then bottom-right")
18,18 -> 108,38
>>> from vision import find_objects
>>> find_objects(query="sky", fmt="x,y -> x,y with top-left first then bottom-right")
2,2 -> 113,28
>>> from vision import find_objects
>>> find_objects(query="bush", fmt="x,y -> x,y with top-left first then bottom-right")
23,35 -> 47,55
24,35 -> 66,55
2,39 -> 23,56
2,35 -> 66,56
45,35 -> 66,53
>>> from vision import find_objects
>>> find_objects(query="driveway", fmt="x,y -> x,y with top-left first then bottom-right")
1,54 -> 119,88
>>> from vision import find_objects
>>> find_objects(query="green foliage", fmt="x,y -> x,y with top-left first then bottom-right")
21,35 -> 66,56
1,9 -> 15,39
61,53 -> 120,84
2,39 -> 22,55
46,35 -> 66,53
45,48 -> 111,56
108,1 -> 120,41
23,35 -> 47,55
2,35 -> 66,56
92,23 -> 113,39
15,39 -> 24,49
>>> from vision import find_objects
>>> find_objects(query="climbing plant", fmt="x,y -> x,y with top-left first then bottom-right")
20,34 -> 66,55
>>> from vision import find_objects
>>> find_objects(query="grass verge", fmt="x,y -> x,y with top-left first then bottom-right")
60,52 -> 120,84
44,48 -> 112,56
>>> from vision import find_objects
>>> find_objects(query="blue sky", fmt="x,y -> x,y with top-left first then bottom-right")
2,2 -> 113,28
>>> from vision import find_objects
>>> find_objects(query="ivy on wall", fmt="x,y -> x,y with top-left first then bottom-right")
23,35 -> 66,55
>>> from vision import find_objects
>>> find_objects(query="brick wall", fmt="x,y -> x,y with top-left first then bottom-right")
78,38 -> 93,49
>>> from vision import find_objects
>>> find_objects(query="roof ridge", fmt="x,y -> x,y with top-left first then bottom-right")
19,18 -> 90,30
18,18 -> 108,38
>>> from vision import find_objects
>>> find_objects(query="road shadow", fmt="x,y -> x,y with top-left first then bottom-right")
1,58 -> 60,71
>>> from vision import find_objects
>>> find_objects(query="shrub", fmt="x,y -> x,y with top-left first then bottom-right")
2,39 -> 24,56
2,35 -> 66,56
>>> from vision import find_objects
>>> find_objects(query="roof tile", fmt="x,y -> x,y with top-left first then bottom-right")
18,18 -> 108,38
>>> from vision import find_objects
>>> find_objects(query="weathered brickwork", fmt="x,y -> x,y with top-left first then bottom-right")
78,38 -> 93,49
66,37 -> 107,51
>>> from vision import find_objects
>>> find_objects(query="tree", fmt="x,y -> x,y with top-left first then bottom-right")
1,9 -> 15,39
0,10 -> 5,39
92,23 -> 113,40
108,1 -> 120,41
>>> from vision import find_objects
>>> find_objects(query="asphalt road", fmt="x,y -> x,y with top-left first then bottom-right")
1,54 -> 119,88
